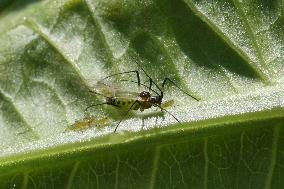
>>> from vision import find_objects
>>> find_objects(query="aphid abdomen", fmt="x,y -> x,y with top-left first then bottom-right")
106,97 -> 115,104
110,97 -> 139,110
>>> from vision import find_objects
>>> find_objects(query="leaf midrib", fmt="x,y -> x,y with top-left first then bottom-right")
0,107 -> 283,177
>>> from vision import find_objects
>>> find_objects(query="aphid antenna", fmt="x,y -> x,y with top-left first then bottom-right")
119,79 -> 160,96
99,70 -> 141,90
162,78 -> 200,101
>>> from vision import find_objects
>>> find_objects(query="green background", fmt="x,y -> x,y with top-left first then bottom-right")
0,0 -> 284,188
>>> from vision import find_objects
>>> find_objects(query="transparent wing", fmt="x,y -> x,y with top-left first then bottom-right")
92,81 -> 117,97
114,91 -> 138,99
93,81 -> 138,99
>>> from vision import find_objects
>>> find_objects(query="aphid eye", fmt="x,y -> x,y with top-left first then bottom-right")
122,102 -> 126,105
117,101 -> 120,104
140,91 -> 150,98
128,101 -> 132,104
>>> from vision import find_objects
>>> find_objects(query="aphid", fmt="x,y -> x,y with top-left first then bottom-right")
67,116 -> 109,131
87,64 -> 200,133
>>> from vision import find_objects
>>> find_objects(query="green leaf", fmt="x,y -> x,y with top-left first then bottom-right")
0,0 -> 284,188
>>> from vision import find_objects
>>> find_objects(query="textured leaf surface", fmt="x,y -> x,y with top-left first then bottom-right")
0,0 -> 284,188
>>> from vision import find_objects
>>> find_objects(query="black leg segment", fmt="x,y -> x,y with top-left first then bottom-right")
162,78 -> 199,101
113,100 -> 139,133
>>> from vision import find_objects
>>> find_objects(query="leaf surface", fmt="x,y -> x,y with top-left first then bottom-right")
0,0 -> 284,188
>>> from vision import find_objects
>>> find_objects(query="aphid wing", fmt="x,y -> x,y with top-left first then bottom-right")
115,91 -> 138,100
93,82 -> 115,97
94,81 -> 136,98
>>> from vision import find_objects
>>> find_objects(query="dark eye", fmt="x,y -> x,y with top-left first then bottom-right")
140,91 -> 150,98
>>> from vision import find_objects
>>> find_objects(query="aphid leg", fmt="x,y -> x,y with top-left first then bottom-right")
135,62 -> 163,94
114,100 -> 139,133
141,119 -> 145,130
120,79 -> 160,96
100,70 -> 141,90
148,78 -> 153,92
86,89 -> 120,111
139,78 -> 152,92
162,78 -> 200,101
157,104 -> 181,123
86,89 -> 115,111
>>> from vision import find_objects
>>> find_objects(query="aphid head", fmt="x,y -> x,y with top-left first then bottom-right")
139,91 -> 151,100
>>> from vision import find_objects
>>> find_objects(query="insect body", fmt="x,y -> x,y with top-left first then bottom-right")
91,81 -> 140,110
105,89 -> 161,112
87,67 -> 200,133
67,116 -> 109,131
106,91 -> 140,111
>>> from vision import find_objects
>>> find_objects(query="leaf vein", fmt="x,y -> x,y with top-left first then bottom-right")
183,0 -> 270,83
65,161 -> 80,189
24,20 -> 90,90
203,138 -> 208,189
83,0 -> 115,67
115,155 -> 120,189
264,124 -> 280,189
20,173 -> 29,189
30,79 -> 68,125
0,88 -> 39,139
232,0 -> 271,81
149,147 -> 161,189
